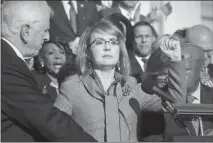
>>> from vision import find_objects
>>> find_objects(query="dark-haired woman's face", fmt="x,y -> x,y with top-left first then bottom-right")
42,43 -> 66,75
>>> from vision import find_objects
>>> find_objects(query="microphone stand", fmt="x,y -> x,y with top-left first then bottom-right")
161,100 -> 192,136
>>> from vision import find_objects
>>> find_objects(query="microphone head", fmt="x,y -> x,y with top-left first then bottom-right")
141,77 -> 155,95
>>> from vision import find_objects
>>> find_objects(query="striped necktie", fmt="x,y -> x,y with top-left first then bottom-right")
142,58 -> 148,72
68,1 -> 77,34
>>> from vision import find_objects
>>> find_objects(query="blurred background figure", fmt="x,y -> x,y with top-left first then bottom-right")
129,21 -> 158,83
186,24 -> 213,88
100,1 -> 166,25
32,40 -> 73,102
47,0 -> 101,55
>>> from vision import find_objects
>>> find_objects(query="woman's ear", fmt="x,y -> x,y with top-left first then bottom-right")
20,24 -> 31,44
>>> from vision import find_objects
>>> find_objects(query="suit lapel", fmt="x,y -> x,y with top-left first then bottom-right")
129,53 -> 144,83
81,74 -> 104,102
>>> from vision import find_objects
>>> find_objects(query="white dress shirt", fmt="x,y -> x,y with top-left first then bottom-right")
191,83 -> 201,104
118,2 -> 141,25
134,54 -> 150,72
62,0 -> 78,20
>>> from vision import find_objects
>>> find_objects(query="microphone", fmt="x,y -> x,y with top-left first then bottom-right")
141,78 -> 175,103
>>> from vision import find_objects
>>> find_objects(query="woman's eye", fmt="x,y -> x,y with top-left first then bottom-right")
111,41 -> 117,45
60,50 -> 65,55
48,51 -> 54,55
95,41 -> 103,45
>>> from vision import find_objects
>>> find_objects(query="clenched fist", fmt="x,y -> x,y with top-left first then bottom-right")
160,36 -> 182,62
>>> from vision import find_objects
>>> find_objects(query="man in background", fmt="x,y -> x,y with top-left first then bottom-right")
47,0 -> 101,55
129,21 -> 158,83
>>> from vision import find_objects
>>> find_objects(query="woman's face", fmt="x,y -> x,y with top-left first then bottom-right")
88,32 -> 120,70
42,43 -> 66,74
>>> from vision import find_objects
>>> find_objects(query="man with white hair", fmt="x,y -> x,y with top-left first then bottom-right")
1,1 -> 96,142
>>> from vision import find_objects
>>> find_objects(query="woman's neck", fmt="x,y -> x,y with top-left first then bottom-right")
94,68 -> 115,92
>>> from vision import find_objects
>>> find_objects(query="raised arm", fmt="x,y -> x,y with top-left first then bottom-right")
160,36 -> 187,103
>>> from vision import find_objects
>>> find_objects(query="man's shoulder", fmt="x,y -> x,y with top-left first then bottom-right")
100,7 -> 121,17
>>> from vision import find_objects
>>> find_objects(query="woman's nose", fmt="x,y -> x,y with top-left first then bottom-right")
54,53 -> 61,59
104,42 -> 111,51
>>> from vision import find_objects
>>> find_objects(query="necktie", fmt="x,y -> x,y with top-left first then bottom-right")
142,58 -> 148,72
68,1 -> 77,34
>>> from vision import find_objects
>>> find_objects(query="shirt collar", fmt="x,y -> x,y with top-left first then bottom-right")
62,0 -> 77,13
191,82 -> 201,101
134,54 -> 151,60
118,2 -> 140,21
2,38 -> 25,62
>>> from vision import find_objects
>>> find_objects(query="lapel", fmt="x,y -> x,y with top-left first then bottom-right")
80,70 -> 125,103
80,72 -> 105,102
46,85 -> 58,102
130,53 -> 144,74
41,74 -> 58,102
200,82 -> 213,104
129,53 -> 144,83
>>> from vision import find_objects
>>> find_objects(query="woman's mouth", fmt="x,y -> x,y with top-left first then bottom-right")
103,55 -> 113,58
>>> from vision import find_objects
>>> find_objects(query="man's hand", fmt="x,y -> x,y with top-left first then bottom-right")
68,37 -> 80,55
160,37 -> 182,62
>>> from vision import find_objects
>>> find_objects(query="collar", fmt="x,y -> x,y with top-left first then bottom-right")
62,0 -> 78,13
134,54 -> 150,61
80,69 -> 124,102
191,82 -> 201,102
2,38 -> 25,62
118,2 -> 140,21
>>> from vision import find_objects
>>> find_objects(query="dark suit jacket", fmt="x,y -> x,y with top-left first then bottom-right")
1,39 -> 96,142
200,82 -> 213,104
129,52 -> 144,83
32,70 -> 58,102
163,83 -> 213,141
47,0 -> 101,44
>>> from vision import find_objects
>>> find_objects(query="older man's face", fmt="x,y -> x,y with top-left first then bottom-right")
25,15 -> 50,58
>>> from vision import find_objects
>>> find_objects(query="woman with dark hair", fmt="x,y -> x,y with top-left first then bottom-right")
53,16 -> 185,141
32,40 -> 74,102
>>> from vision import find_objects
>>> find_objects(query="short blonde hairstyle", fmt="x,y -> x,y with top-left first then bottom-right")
76,17 -> 131,76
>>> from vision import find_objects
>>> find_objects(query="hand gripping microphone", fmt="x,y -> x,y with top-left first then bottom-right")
141,78 -> 175,103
